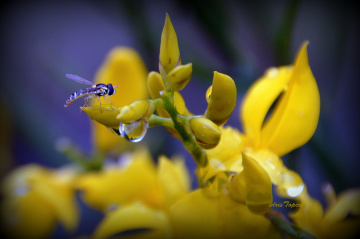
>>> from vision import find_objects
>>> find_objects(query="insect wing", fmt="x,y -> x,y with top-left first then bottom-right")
66,74 -> 94,85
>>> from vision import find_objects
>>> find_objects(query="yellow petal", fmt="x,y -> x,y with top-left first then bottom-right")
245,149 -> 284,185
93,202 -> 170,239
83,105 -> 121,128
117,100 -> 155,123
170,189 -> 222,238
170,189 -> 280,238
166,63 -> 192,91
189,117 -> 222,149
322,189 -> 360,226
0,165 -> 78,238
159,13 -> 180,75
91,47 -> 148,152
157,155 -> 191,210
241,66 -> 292,147
1,192 -> 55,239
289,187 -> 323,235
76,149 -> 164,211
241,152 -> 273,214
205,72 -> 237,126
260,42 -> 320,156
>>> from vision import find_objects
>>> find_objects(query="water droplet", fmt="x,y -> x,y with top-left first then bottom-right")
206,85 -> 212,103
287,184 -> 304,197
119,120 -> 149,142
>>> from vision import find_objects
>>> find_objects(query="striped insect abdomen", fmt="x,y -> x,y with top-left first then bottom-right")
64,88 -> 94,107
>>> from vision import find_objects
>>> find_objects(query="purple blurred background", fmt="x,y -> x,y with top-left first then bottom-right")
1,0 -> 359,237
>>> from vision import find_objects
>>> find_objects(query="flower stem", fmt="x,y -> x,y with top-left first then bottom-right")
161,92 -> 208,169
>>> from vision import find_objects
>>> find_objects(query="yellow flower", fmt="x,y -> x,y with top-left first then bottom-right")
75,149 -> 192,238
170,189 -> 280,239
88,47 -> 148,153
200,42 -> 320,222
0,164 -> 78,239
288,184 -> 360,238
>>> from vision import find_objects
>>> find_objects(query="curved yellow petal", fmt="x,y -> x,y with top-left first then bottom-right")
83,105 -> 121,128
189,117 -> 222,149
260,42 -> 320,156
159,13 -> 180,75
93,202 -> 170,239
322,189 -> 360,226
241,66 -> 292,147
91,47 -> 148,152
245,149 -> 284,185
166,63 -> 192,91
241,152 -> 272,214
205,72 -> 237,126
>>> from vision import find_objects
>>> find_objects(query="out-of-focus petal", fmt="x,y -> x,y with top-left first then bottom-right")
157,156 -> 191,210
0,165 -> 78,238
170,189 -> 222,238
0,191 -> 55,239
91,47 -> 148,152
289,187 -> 323,236
322,189 -> 360,226
76,150 -> 164,211
260,42 -> 320,156
93,202 -> 170,239
170,189 -> 280,238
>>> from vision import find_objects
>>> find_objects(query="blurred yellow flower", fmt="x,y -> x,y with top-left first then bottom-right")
75,149 -> 192,238
288,184 -> 360,238
0,164 -> 78,239
89,47 -> 148,153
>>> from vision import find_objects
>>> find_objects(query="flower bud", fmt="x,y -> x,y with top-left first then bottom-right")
166,63 -> 192,91
159,13 -> 181,75
116,100 -> 155,123
205,72 -> 237,126
189,117 -> 221,149
83,105 -> 122,128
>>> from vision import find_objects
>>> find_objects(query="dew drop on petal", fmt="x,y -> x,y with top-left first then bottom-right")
119,120 -> 149,142
287,184 -> 304,197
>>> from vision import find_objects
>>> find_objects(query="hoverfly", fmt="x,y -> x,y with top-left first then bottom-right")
64,74 -> 116,111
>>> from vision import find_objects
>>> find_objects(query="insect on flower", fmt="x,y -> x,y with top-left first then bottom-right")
64,74 -> 116,111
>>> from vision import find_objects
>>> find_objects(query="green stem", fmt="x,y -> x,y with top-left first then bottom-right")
161,93 -> 208,169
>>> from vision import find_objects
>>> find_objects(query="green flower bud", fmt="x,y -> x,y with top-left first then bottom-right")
205,72 -> 237,126
116,100 -> 155,123
166,63 -> 192,91
189,117 -> 222,149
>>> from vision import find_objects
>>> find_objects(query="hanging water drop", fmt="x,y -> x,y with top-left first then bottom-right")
119,120 -> 149,142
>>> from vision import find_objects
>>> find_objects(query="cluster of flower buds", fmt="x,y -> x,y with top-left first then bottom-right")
83,14 -> 237,167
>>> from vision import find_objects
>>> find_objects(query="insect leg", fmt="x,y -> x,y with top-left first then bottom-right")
103,95 -> 114,110
97,97 -> 102,113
